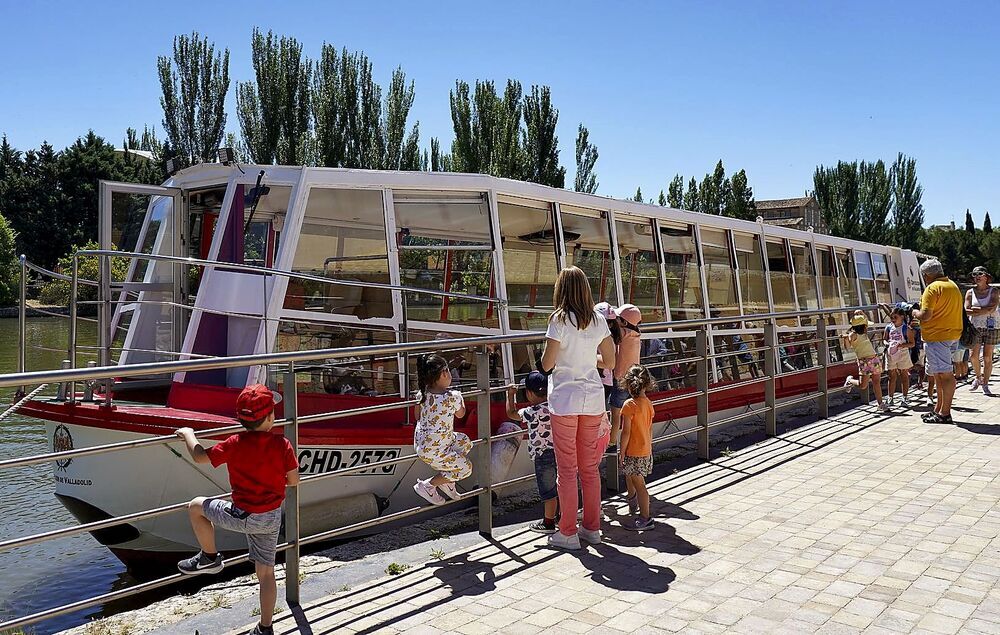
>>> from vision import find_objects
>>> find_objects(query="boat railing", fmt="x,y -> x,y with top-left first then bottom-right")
0,302 -> 888,632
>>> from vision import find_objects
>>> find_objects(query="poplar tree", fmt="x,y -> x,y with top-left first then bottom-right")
521,85 -> 565,187
683,177 -> 699,212
814,161 -> 861,240
157,32 -> 230,163
725,169 -> 756,220
237,29 -> 312,165
658,190 -> 667,206
574,124 -> 598,193
859,160 -> 892,245
890,153 -> 924,249
667,175 -> 684,208
633,187 -> 643,202
448,79 -> 523,178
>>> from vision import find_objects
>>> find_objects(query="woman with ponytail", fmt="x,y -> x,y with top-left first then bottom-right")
539,267 -> 617,549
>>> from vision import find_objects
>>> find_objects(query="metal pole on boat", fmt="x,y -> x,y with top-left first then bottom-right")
476,347 -> 492,537
284,362 -> 300,606
817,317 -> 829,419
99,253 -> 112,405
764,318 -> 777,436
17,255 -> 26,393
68,256 -> 79,403
696,329 -> 709,460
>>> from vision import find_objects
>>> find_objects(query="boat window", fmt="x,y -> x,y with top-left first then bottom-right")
272,320 -> 400,398
285,188 -> 391,319
836,248 -> 861,310
817,246 -> 841,311
766,239 -> 795,320
393,190 -> 497,329
615,215 -> 665,324
561,207 -> 615,303
660,222 -> 704,322
701,228 -> 739,318
855,250 -> 878,306
790,241 -> 819,320
733,231 -> 768,315
498,199 -> 559,379
872,252 -> 892,303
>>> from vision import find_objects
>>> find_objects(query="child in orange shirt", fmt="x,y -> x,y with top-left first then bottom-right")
618,364 -> 656,531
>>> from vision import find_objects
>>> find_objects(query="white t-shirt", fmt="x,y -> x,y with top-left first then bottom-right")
545,310 -> 611,416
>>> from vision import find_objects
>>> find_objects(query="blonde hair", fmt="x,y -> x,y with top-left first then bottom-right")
622,364 -> 656,398
551,266 -> 595,330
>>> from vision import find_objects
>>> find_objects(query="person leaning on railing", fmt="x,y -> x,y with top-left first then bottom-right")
965,266 -> 1000,394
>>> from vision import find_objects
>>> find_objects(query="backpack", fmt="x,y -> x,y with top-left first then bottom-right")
960,310 -> 976,348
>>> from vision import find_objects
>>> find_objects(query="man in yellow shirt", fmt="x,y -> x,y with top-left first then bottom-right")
912,259 -> 963,423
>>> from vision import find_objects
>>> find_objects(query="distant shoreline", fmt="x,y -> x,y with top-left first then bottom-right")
0,304 -> 70,318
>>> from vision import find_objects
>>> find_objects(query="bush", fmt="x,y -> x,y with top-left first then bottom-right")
39,241 -> 129,306
0,213 -> 19,306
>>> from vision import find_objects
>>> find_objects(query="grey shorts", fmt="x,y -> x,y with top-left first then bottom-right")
203,499 -> 282,566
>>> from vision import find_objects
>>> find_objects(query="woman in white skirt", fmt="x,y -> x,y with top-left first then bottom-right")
965,266 -> 1000,394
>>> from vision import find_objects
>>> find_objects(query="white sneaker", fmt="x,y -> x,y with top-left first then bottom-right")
886,396 -> 894,406
899,398 -> 910,408
413,479 -> 445,505
970,377 -> 981,391
843,376 -> 854,395
578,526 -> 602,545
877,402 -> 890,413
438,482 -> 462,500
547,531 -> 582,550
984,383 -> 993,396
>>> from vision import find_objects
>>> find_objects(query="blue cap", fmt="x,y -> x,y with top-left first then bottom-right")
523,371 -> 548,395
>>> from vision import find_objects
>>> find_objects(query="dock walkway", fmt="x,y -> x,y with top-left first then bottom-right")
174,393 -> 999,635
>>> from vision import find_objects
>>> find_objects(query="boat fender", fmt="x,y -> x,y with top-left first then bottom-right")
490,421 -> 522,486
297,493 -> 381,540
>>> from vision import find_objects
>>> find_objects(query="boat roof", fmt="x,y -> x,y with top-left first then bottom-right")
166,163 -> 907,256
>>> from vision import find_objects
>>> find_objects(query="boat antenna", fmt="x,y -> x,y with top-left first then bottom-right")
244,170 -> 267,233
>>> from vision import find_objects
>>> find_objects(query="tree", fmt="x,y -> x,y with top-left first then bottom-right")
658,190 -> 667,206
39,240 -> 129,306
574,124 -> 598,193
890,153 -> 924,249
237,29 -> 311,165
0,213 -> 19,306
965,209 -> 976,233
429,137 -> 452,172
984,212 -> 992,233
449,79 -> 524,178
667,175 -> 684,208
633,187 -> 643,203
157,32 -> 230,163
724,169 -> 756,220
683,177 -> 699,211
859,160 -> 892,245
521,85 -> 565,187
814,161 -> 861,240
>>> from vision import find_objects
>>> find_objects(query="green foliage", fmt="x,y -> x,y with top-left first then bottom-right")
683,177 -> 699,211
574,124 -> 598,193
522,86 -> 565,188
658,190 -> 667,206
667,175 -> 684,208
157,31 -> 231,163
965,209 -> 975,233
984,212 -> 992,233
668,162 -> 755,219
39,241 -> 129,306
0,213 -> 18,306
890,153 -> 924,249
725,169 -> 756,220
449,79 -> 524,178
0,132 -> 161,268
633,187 -> 643,202
385,562 -> 410,575
859,160 -> 892,245
237,29 -> 312,165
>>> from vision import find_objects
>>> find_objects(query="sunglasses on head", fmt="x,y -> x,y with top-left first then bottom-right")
621,322 -> 641,333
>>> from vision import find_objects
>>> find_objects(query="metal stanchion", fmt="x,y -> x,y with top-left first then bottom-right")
476,348 -> 492,537
68,257 -> 79,403
17,255 -> 26,394
817,317 -> 829,419
764,319 -> 777,436
696,329 -> 709,459
284,363 -> 300,606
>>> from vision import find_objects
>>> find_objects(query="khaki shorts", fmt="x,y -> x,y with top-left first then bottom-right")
886,353 -> 913,371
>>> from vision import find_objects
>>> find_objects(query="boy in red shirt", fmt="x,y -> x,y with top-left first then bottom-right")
175,384 -> 300,635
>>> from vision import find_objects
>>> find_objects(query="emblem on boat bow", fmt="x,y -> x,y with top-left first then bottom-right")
53,424 -> 73,471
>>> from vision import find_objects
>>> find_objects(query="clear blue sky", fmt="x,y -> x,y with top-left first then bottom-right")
2,1 -> 997,227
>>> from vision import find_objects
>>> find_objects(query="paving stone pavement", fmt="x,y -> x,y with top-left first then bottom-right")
232,390 -> 1000,635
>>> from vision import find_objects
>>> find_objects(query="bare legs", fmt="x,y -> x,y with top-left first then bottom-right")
626,473 -> 649,518
256,563 -> 277,628
935,372 -> 956,417
187,497 -> 217,554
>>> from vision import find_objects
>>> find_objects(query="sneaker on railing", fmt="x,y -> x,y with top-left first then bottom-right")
413,479 -> 445,505
438,482 -> 462,501
177,550 -> 224,575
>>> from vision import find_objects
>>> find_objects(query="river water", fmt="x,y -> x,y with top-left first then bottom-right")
0,317 -> 136,634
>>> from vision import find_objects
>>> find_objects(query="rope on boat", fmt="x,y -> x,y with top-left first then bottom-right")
0,384 -> 50,423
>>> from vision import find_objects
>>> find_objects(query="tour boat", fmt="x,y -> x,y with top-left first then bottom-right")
18,163 -> 924,566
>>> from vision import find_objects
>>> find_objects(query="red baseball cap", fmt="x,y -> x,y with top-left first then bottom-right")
236,384 -> 282,424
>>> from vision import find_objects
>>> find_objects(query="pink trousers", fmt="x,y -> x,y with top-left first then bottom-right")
551,413 -> 603,536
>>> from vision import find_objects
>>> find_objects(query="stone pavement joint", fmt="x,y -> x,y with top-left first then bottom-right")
237,390 -> 999,634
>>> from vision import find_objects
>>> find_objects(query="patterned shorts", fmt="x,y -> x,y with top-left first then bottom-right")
856,356 -> 880,377
971,328 -> 1000,347
621,455 -> 652,477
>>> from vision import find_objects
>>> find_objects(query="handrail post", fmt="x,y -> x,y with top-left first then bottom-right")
817,317 -> 829,419
764,318 -> 777,436
476,347 -> 492,537
68,256 -> 79,403
284,363 -> 300,606
99,253 -> 113,405
696,329 -> 709,459
17,255 -> 26,394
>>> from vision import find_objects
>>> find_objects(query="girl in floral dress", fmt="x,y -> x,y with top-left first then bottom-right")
412,354 -> 472,505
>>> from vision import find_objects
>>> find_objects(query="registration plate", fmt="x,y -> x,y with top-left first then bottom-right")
297,447 -> 401,476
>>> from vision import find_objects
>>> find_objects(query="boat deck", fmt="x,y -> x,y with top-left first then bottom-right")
108,386 -> 1000,635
